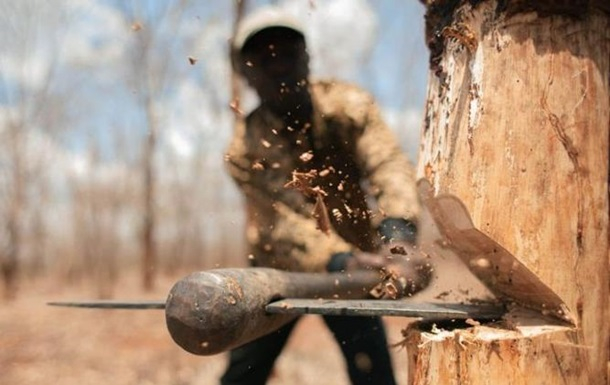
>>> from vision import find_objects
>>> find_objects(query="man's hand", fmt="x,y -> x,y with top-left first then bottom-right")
351,242 -> 433,299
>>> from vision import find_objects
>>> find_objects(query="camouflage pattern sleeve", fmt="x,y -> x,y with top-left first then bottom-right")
224,118 -> 251,188
266,201 -> 355,272
349,87 -> 421,227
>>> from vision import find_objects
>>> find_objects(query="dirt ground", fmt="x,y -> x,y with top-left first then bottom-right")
1,272 -> 413,385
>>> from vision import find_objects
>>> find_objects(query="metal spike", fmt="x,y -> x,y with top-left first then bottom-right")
47,300 -> 166,309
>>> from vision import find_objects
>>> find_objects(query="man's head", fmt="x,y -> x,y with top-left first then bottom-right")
233,8 -> 311,115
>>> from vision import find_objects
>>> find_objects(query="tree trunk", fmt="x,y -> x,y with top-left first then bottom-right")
410,1 -> 609,384
2,121 -> 24,300
142,100 -> 157,291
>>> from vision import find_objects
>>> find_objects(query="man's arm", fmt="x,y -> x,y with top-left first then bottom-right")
225,120 -> 356,273
357,103 -> 420,222
350,88 -> 420,238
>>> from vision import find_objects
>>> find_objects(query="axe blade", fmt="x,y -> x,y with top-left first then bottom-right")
416,179 -> 575,325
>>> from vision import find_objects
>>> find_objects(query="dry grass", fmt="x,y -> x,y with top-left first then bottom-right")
1,272 -> 411,385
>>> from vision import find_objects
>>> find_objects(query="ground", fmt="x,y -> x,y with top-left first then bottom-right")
1,272 -> 412,385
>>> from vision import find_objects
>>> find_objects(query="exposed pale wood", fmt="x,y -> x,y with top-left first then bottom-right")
406,323 -> 588,385
411,0 -> 609,383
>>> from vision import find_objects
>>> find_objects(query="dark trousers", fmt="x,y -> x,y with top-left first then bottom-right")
220,316 -> 397,385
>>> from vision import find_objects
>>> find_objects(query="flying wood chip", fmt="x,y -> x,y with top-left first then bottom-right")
229,99 -> 243,116
284,170 -> 331,235
299,151 -> 314,162
283,170 -> 318,193
313,193 -> 331,235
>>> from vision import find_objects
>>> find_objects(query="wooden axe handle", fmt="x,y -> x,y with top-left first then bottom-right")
165,267 -> 382,355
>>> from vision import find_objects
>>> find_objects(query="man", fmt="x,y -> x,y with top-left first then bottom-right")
224,7 -> 429,385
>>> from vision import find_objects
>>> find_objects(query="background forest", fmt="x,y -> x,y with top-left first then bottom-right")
0,0 -> 428,299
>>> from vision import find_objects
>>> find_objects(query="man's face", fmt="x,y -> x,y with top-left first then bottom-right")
239,28 -> 310,112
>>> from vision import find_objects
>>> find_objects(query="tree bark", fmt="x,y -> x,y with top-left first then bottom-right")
410,1 -> 609,384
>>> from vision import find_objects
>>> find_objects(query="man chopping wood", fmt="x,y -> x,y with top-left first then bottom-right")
224,7 -> 431,385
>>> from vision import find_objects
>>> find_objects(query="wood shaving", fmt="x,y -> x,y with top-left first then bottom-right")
284,170 -> 331,235
343,203 -> 352,215
465,318 -> 481,327
369,269 -> 401,299
284,170 -> 319,194
229,98 -> 243,116
299,151 -> 314,162
332,208 -> 343,222
390,245 -> 407,255
313,194 -> 331,235
441,22 -> 478,53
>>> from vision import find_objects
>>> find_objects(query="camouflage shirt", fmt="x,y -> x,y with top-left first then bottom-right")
225,80 -> 420,272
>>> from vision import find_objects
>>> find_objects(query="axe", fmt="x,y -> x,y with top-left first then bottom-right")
49,180 -> 574,356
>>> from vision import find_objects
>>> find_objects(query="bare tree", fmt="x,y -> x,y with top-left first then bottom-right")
0,0 -> 71,299
71,143 -> 119,298
0,120 -> 24,300
114,1 -> 192,290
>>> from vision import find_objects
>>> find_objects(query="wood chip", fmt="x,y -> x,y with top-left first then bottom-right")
390,245 -> 407,255
299,151 -> 314,162
465,318 -> 481,326
313,194 -> 331,235
229,98 -> 243,116
284,170 -> 331,234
